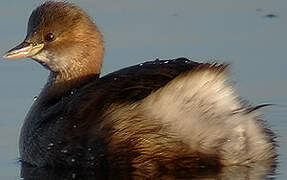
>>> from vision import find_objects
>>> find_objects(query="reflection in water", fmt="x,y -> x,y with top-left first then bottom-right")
21,161 -> 276,180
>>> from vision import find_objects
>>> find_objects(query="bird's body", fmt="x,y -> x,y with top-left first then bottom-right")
20,58 -> 203,170
4,1 -> 276,177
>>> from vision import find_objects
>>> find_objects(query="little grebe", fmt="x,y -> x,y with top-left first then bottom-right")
3,1 -> 276,176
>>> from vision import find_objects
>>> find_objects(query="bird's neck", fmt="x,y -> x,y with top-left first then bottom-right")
38,33 -> 104,100
41,63 -> 100,100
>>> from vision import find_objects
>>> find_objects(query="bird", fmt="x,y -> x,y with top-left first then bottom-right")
3,1 -> 276,177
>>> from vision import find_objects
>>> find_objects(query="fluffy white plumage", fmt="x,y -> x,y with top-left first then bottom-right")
141,64 -> 275,165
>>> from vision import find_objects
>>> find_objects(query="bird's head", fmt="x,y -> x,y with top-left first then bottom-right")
3,1 -> 104,75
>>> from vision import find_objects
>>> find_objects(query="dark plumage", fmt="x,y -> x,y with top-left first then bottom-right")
3,1 -> 276,177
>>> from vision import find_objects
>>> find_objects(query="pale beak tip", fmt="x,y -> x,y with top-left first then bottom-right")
2,52 -> 15,59
2,51 -> 27,59
2,52 -> 10,59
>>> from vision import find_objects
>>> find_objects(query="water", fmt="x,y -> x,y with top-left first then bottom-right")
0,0 -> 286,179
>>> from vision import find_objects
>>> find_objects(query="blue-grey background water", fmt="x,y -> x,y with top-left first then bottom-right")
0,0 -> 286,179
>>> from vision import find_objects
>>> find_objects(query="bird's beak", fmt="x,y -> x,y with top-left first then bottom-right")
3,41 -> 44,59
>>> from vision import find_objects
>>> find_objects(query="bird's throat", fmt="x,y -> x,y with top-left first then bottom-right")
41,69 -> 100,100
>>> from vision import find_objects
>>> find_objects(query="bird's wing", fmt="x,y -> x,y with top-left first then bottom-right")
91,57 -> 202,103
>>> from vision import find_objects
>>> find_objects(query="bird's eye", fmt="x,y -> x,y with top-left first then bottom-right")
45,33 -> 55,42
